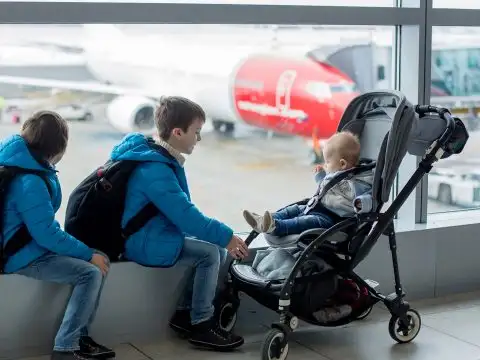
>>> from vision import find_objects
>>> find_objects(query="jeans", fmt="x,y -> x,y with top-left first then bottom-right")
272,204 -> 335,236
175,237 -> 227,325
16,252 -> 107,352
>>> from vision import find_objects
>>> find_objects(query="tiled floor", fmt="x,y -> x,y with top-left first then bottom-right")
20,291 -> 480,360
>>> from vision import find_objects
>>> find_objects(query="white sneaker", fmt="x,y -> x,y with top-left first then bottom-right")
261,211 -> 275,233
243,210 -> 275,233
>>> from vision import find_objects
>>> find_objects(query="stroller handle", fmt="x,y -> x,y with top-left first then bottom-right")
243,230 -> 258,247
415,105 -> 456,148
230,230 -> 258,265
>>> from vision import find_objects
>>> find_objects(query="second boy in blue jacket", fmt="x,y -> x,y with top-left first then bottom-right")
111,96 -> 248,351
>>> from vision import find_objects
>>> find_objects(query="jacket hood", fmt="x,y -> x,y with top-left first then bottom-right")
0,135 -> 54,172
110,133 -> 176,164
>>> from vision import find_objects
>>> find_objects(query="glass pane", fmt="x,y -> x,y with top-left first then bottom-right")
428,26 -> 480,215
0,24 -> 395,232
433,0 -> 480,9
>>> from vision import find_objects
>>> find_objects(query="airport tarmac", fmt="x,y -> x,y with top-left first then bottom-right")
0,109 -> 467,233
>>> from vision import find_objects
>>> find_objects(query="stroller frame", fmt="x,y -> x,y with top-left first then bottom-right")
214,94 -> 468,360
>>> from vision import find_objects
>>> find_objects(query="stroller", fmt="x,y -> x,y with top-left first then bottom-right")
214,90 -> 469,360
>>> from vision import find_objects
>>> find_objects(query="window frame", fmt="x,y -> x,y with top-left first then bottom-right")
1,0 -> 473,226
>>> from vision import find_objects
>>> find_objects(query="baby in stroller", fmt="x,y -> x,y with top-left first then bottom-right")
243,131 -> 374,237
243,130 -> 375,323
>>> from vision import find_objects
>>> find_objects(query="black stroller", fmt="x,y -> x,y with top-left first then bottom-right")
214,90 -> 469,360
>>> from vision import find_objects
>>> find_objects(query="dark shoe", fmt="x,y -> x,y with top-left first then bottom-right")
51,351 -> 92,360
78,336 -> 115,359
188,319 -> 244,351
169,309 -> 192,335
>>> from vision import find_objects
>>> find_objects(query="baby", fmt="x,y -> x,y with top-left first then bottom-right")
243,131 -> 374,237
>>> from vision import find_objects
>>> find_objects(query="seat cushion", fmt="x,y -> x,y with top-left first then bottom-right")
263,227 -> 352,247
231,264 -> 273,286
263,233 -> 301,247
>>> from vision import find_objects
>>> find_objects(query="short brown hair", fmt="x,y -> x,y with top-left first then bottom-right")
21,110 -> 69,160
155,96 -> 206,140
325,131 -> 361,165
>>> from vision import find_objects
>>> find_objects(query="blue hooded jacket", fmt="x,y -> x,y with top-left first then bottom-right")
0,135 -> 94,273
111,133 -> 233,267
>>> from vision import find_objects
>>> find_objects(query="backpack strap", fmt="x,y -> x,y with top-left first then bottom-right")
120,141 -> 180,239
122,203 -> 159,239
0,168 -> 53,273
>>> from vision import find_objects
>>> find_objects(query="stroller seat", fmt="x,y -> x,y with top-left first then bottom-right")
231,263 -> 282,288
263,233 -> 304,248
232,230 -> 342,289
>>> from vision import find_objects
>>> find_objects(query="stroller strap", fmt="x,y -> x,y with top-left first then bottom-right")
304,160 -> 376,215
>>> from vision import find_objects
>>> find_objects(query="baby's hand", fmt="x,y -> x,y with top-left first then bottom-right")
314,164 -> 324,173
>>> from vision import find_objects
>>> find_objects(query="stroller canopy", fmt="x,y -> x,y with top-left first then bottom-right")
338,90 -> 456,208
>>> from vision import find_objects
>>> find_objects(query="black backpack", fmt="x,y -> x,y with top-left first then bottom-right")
64,142 -> 175,262
0,166 -> 52,273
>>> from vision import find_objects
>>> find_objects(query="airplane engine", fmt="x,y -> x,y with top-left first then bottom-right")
105,95 -> 156,134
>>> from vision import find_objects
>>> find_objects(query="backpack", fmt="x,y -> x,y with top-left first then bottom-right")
0,166 -> 52,273
64,141 -> 175,262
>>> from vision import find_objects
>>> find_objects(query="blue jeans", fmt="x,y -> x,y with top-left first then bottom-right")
16,252 -> 107,352
272,204 -> 335,236
175,237 -> 227,325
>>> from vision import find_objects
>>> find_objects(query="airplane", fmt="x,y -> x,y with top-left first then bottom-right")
10,24 -> 474,161
0,24 -> 360,162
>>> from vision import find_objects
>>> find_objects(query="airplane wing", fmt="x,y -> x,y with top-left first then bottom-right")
0,75 -> 158,99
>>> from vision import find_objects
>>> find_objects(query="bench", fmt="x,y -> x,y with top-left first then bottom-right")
1,224 -> 480,358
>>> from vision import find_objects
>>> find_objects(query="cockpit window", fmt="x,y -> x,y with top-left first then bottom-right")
305,81 -> 332,99
329,82 -> 358,93
305,81 -> 358,100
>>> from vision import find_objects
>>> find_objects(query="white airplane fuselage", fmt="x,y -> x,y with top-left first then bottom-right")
82,29 -> 261,125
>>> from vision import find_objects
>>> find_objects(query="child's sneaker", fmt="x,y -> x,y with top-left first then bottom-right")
78,336 -> 115,358
243,210 -> 275,233
51,351 -> 90,360
189,318 -> 244,351
169,309 -> 192,335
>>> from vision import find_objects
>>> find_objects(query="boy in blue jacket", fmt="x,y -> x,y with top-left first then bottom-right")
110,96 -> 248,351
0,111 -> 114,360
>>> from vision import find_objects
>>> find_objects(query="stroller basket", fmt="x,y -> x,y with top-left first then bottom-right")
213,90 -> 469,360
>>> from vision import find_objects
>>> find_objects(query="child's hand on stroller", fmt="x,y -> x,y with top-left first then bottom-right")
314,164 -> 324,173
227,235 -> 249,260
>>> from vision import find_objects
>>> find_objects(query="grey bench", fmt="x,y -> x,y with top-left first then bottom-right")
1,224 -> 480,359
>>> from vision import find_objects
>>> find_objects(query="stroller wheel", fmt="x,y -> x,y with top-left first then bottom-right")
356,305 -> 373,320
261,329 -> 289,360
388,309 -> 421,344
218,302 -> 238,332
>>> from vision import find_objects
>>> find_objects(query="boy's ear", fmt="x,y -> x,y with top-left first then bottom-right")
172,128 -> 182,137
340,159 -> 348,168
